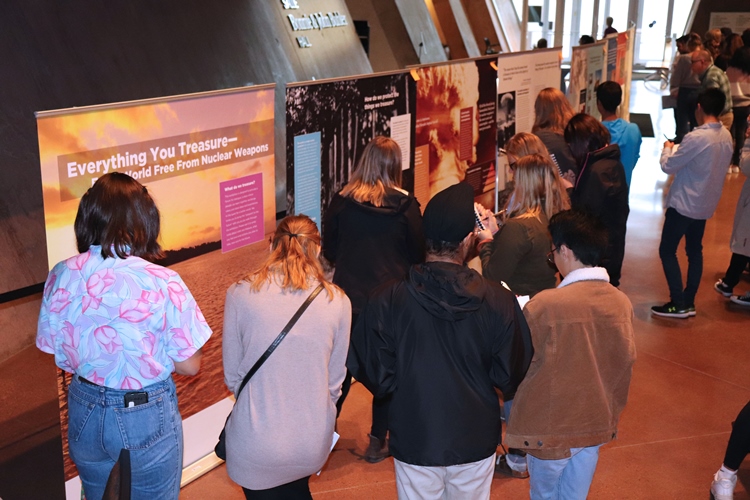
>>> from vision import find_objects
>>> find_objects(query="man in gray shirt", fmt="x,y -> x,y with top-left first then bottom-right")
652,88 -> 733,318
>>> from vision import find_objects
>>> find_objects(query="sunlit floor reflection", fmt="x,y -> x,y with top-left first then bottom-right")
628,80 -> 672,216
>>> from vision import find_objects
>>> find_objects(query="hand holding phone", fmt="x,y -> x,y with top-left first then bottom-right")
474,205 -> 486,231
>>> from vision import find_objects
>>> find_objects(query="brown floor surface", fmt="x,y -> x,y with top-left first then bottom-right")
181,82 -> 750,499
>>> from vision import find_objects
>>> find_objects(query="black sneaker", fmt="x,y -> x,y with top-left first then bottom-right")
686,304 -> 696,317
651,302 -> 691,319
730,293 -> 750,307
714,280 -> 733,297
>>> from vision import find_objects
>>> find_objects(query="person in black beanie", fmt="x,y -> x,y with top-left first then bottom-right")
348,182 -> 532,499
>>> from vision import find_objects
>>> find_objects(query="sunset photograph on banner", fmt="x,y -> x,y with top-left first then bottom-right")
35,86 -> 276,482
37,87 -> 276,269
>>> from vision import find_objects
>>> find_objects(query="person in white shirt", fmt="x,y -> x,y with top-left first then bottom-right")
651,88 -> 733,318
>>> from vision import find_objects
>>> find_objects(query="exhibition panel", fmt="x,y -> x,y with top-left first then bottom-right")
286,70 -> 416,227
568,28 -> 635,119
35,85 -> 277,492
413,56 -> 499,210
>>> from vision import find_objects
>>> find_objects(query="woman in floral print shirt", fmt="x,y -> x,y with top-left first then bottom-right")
37,172 -> 212,500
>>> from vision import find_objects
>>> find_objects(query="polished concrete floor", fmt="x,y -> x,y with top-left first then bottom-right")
181,82 -> 750,499
2,80 -> 750,499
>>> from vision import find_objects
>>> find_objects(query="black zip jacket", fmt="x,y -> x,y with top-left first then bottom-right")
348,261 -> 533,466
322,188 -> 425,314
571,144 -> 630,287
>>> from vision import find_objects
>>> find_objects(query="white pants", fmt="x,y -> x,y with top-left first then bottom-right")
393,454 -> 495,500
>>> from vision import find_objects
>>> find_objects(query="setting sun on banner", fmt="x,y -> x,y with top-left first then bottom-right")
36,85 -> 277,269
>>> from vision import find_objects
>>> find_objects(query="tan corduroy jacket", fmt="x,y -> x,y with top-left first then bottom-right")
505,267 -> 636,459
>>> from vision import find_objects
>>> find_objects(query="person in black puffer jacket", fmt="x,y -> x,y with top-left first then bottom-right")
564,113 -> 630,287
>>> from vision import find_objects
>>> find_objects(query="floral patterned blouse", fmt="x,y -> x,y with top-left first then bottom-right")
37,245 -> 212,389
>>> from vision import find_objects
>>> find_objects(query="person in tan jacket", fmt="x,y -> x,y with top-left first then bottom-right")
506,210 -> 636,500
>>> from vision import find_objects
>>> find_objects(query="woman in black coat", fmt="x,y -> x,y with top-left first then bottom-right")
322,136 -> 425,463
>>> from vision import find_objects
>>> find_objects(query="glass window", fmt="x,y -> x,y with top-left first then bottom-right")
562,0 -> 574,59
671,2 -> 693,37
638,1 -> 668,63
605,2 -> 629,38
578,0 -> 594,40
494,0 -> 698,63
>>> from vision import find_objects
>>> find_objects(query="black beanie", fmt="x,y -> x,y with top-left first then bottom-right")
422,182 -> 475,243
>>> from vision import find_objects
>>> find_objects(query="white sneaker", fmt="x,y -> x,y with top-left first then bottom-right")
710,470 -> 737,500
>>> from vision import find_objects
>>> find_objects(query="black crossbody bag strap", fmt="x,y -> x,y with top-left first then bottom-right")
235,283 -> 324,397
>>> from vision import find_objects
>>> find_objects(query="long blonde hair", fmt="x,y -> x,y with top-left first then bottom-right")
340,136 -> 403,207
247,215 -> 337,299
505,153 -> 570,223
506,132 -> 551,159
532,88 -> 575,134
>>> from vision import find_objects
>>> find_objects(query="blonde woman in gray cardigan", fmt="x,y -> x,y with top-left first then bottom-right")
222,215 -> 351,499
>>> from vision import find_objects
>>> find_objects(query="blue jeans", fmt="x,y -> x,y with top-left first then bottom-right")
68,376 -> 183,500
527,445 -> 601,500
658,207 -> 706,307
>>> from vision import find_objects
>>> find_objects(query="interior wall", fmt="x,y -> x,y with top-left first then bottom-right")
0,0 -> 371,362
393,0 -> 448,64
345,0 -> 421,71
430,0 -> 470,59
460,0 -> 503,55
690,0 -> 750,35
447,0 -> 481,57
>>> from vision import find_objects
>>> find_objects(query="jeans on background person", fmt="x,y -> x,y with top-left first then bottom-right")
675,87 -> 699,144
370,394 -> 391,441
336,312 -> 359,418
242,476 -> 312,500
722,253 -> 750,289
723,401 -> 750,470
527,445 -> 602,500
731,106 -> 750,166
336,369 -> 352,418
503,399 -> 527,471
67,376 -> 183,500
658,207 -> 707,307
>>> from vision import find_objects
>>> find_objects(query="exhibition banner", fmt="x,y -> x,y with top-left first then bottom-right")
496,48 -> 562,148
709,12 -> 750,35
568,41 -> 606,118
414,57 -> 498,210
36,85 -> 277,485
496,49 -> 562,193
605,28 -> 635,121
38,87 -> 277,266
622,27 -> 636,121
286,71 -> 416,228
